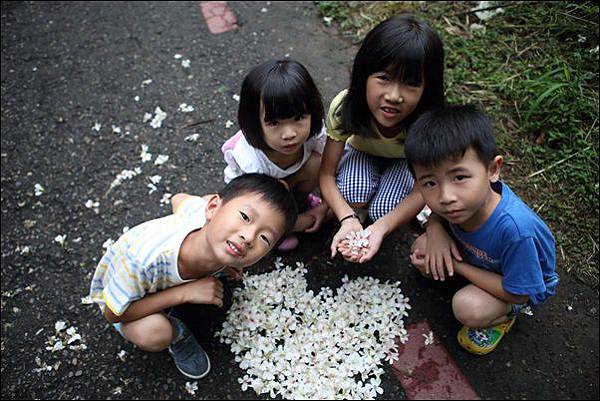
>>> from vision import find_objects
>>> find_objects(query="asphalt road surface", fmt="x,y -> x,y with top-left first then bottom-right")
2,2 -> 598,399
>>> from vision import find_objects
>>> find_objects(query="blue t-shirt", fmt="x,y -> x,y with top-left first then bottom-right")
449,181 -> 559,305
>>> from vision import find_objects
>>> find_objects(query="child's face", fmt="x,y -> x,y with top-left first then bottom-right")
260,102 -> 311,156
366,70 -> 424,133
204,192 -> 286,268
413,148 -> 503,231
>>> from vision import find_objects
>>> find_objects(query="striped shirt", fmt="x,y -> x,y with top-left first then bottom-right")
89,197 -> 207,316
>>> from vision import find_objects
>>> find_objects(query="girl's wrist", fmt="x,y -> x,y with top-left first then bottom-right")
373,218 -> 393,237
339,213 -> 358,224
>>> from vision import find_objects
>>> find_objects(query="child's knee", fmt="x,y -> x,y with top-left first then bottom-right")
452,292 -> 489,328
122,316 -> 173,352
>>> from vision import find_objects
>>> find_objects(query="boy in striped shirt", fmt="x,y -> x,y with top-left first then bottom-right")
90,174 -> 297,379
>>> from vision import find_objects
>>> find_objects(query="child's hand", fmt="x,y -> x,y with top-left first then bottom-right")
338,239 -> 365,263
304,203 -> 329,233
409,248 -> 430,277
182,277 -> 224,307
424,221 -> 462,281
295,213 -> 317,232
354,222 -> 386,263
330,218 -> 363,258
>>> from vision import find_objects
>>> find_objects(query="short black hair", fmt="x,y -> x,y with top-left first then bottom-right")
218,173 -> 298,235
339,14 -> 445,138
405,104 -> 499,173
238,59 -> 325,151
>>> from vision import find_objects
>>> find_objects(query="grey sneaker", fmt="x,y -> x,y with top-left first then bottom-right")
167,318 -> 211,379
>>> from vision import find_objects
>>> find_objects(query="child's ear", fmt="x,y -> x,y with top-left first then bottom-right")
488,155 -> 503,182
204,194 -> 222,221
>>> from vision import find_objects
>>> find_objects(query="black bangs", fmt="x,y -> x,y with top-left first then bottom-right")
261,72 -> 311,122
370,26 -> 426,85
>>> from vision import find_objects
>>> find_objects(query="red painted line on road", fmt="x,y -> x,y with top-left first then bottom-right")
392,320 -> 479,400
199,1 -> 238,34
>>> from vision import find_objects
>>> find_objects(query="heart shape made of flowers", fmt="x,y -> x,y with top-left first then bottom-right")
216,260 -> 411,400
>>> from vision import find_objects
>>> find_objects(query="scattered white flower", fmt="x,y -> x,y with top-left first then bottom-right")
112,387 -> 123,395
160,193 -> 172,206
143,112 -> 153,123
154,154 -> 169,166
72,237 -> 82,243
148,175 -> 162,185
147,183 -> 158,194
225,120 -> 234,128
520,306 -> 534,316
81,295 -> 94,305
179,103 -> 195,113
174,54 -> 183,59
117,350 -> 127,362
260,7 -> 267,12
185,381 -> 199,395
140,144 -> 152,163
46,338 -> 65,352
232,94 -> 240,102
141,79 -> 152,87
18,245 -> 31,255
134,95 -> 140,102
578,34 -> 587,43
34,357 -> 54,373
423,331 -> 435,346
182,59 -> 191,68
112,125 -> 121,134
216,263 -> 411,399
34,183 -> 45,196
92,122 -> 102,132
185,133 -> 200,142
55,321 -> 67,332
102,238 -> 115,250
323,16 -> 333,25
108,167 -> 142,191
67,332 -> 82,345
150,106 -> 167,129
85,199 -> 100,214
567,305 -> 573,311
54,235 -> 67,247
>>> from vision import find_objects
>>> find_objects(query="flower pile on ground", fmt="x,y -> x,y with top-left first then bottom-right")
216,261 -> 411,400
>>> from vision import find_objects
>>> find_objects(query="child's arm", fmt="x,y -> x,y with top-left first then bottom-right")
171,193 -> 214,214
453,261 -> 530,305
103,277 -> 224,324
411,253 -> 529,305
319,138 -> 364,258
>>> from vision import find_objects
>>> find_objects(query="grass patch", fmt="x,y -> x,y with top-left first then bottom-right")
317,1 -> 599,287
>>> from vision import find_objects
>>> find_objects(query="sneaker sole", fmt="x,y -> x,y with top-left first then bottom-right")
173,354 -> 211,379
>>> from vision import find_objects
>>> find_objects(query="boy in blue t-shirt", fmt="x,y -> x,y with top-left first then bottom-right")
404,105 -> 559,355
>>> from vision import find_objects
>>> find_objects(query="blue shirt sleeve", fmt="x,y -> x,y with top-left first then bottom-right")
500,237 -> 547,297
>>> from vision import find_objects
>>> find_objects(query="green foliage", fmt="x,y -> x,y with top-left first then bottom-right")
316,1 -> 599,286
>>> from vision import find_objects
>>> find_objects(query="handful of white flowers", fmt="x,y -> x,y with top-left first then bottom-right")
345,229 -> 371,256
